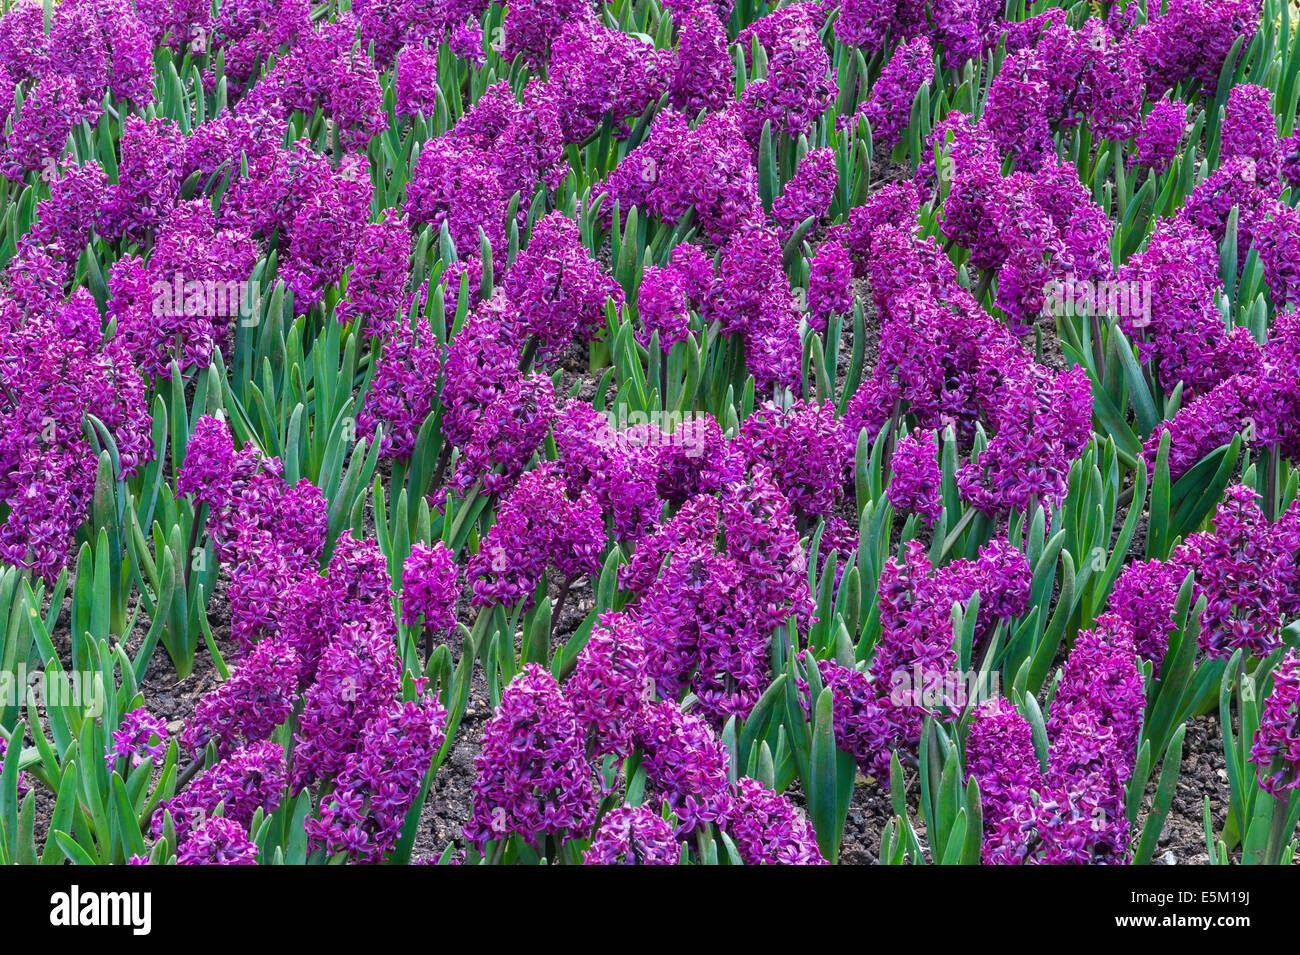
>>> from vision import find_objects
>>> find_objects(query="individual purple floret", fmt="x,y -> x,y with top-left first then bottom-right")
583,805 -> 679,865
465,664 -> 595,850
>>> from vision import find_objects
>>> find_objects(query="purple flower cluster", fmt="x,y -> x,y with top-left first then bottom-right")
729,777 -> 825,865
709,224 -> 803,392
737,399 -> 852,521
888,428 -> 942,526
598,108 -> 762,245
356,313 -> 442,460
1250,650 -> 1300,797
771,148 -> 838,236
583,805 -> 679,865
965,698 -> 1042,863
860,37 -> 934,153
1107,558 -> 1186,665
465,664 -> 596,849
439,297 -> 557,495
800,655 -> 897,780
1220,84 -> 1282,189
551,400 -> 659,539
468,463 -> 603,609
738,11 -> 836,143
177,416 -> 327,646
633,471 -> 811,727
337,213 -> 413,341
309,696 -> 447,862
548,19 -> 671,143
501,212 -> 623,363
565,612 -> 650,760
157,741 -> 287,843
182,638 -> 300,758
293,622 -> 403,788
1174,485 -> 1290,661
957,346 -> 1092,517
106,709 -> 168,771
1133,0 -> 1259,96
400,541 -> 460,635
975,616 -> 1143,864
806,240 -> 854,333
834,0 -> 924,55
1133,100 -> 1188,174
177,816 -> 259,865
669,8 -> 731,116
634,265 -> 693,351
395,44 -> 439,117
634,700 -> 733,835
0,279 -> 152,581
109,200 -> 258,378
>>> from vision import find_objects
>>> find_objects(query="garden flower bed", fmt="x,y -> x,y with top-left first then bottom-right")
0,0 -> 1297,867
